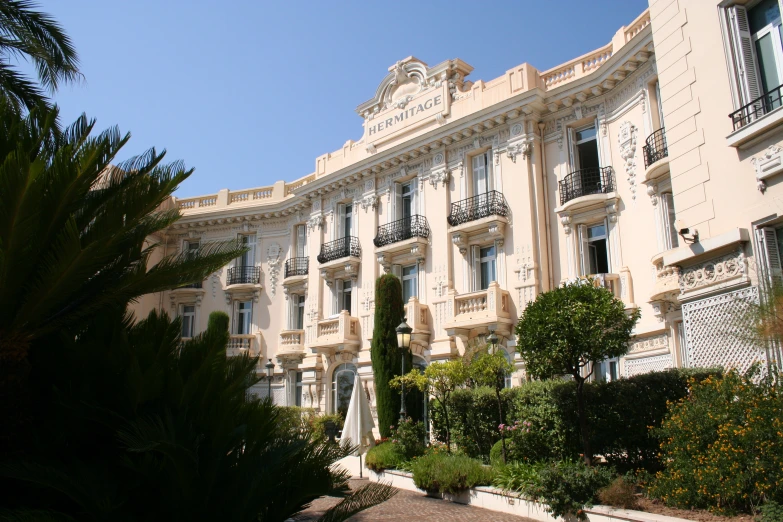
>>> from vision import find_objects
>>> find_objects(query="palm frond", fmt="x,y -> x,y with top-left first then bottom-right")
317,482 -> 398,522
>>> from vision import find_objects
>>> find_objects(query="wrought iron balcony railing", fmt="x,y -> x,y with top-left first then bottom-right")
284,256 -> 309,278
317,236 -> 361,264
559,166 -> 615,205
447,190 -> 509,227
227,265 -> 260,285
374,215 -> 430,247
180,281 -> 202,289
643,127 -> 667,168
730,83 -> 783,131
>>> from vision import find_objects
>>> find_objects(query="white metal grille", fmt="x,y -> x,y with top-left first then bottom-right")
624,354 -> 673,377
682,286 -> 766,372
248,384 -> 286,405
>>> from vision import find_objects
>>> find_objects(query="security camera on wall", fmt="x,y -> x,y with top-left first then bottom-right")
675,219 -> 699,244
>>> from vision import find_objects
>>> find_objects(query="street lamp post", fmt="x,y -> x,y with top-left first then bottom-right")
265,358 -> 275,399
487,329 -> 498,354
396,317 -> 412,422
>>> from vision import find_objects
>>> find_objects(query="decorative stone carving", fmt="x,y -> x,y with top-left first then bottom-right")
428,167 -> 450,188
433,152 -> 444,165
751,144 -> 783,193
618,121 -> 638,199
679,249 -> 747,294
510,123 -> 523,137
307,213 -> 323,231
629,333 -> 669,353
359,194 -> 378,211
267,243 -> 282,296
561,215 -> 572,235
646,183 -> 658,206
507,141 -> 531,162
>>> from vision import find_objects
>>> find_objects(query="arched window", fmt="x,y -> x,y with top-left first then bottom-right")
331,363 -> 357,417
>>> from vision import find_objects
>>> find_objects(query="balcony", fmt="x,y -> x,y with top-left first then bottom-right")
443,282 -> 514,340
643,128 -> 669,181
283,256 -> 309,287
375,216 -> 430,268
558,166 -> 615,208
170,280 -> 205,306
727,84 -> 783,148
227,266 -> 261,286
227,334 -> 256,357
276,329 -> 305,366
318,236 -> 361,279
447,191 -> 509,227
404,297 -> 431,351
309,311 -> 361,354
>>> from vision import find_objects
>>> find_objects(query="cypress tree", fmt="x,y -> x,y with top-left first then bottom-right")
370,274 -> 410,437
207,310 -> 230,334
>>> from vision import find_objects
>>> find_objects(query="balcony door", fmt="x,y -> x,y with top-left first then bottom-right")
333,279 -> 352,315
336,203 -> 353,240
750,0 -> 783,99
181,305 -> 195,338
234,300 -> 252,335
472,151 -> 493,197
391,180 -> 417,223
237,234 -> 256,268
579,222 -> 610,276
569,125 -> 600,172
289,294 -> 305,330
472,244 -> 497,291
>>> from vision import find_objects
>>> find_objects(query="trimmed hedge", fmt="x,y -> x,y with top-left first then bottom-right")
365,442 -> 406,472
432,368 -> 721,470
411,453 -> 494,494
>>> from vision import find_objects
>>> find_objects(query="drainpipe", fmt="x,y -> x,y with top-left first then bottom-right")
538,122 -> 555,291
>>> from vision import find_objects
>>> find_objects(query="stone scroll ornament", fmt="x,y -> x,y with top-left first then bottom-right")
618,121 -> 638,199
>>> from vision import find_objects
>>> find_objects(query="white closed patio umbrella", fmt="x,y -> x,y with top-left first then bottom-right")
339,373 -> 375,477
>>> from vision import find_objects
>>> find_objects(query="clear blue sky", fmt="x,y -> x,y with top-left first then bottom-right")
40,0 -> 648,197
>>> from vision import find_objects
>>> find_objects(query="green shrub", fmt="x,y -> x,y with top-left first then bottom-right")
411,453 -> 494,494
535,461 -> 614,521
759,500 -> 783,522
365,442 -> 406,472
392,417 -> 426,459
649,369 -> 783,515
493,461 -> 547,493
306,411 -> 344,442
206,310 -> 229,334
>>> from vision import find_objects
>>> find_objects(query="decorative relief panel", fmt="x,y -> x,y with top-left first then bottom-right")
751,144 -> 783,193
266,242 -> 282,296
618,121 -> 638,199
629,333 -> 669,354
679,249 -> 747,294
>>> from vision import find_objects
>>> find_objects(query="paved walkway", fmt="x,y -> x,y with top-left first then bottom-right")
294,479 -> 535,522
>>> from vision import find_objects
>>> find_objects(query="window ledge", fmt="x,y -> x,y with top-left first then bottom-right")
727,106 -> 783,149
554,192 -> 618,214
643,155 -> 670,182
662,227 -> 749,266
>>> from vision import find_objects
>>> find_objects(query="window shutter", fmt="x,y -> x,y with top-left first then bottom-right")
247,235 -> 256,267
232,300 -> 239,335
757,227 -> 783,288
568,128 -> 578,171
335,279 -> 344,314
411,181 -> 418,215
486,152 -> 494,192
248,302 -> 253,333
661,193 -> 679,249
578,224 -> 589,276
603,218 -> 612,274
391,264 -> 402,280
296,225 -> 307,257
393,182 -> 402,222
728,5 -> 762,106
472,155 -> 486,196
471,245 -> 481,291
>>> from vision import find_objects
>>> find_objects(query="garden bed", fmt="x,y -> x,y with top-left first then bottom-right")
368,468 -> 694,522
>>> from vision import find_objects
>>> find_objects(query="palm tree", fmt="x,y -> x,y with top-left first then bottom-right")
0,100 -> 244,454
0,0 -> 80,111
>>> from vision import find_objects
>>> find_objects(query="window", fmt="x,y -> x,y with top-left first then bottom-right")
402,264 -> 418,302
335,279 -> 352,315
337,203 -> 353,239
295,371 -> 303,407
237,234 -> 256,267
181,305 -> 195,338
472,245 -> 497,291
472,151 -> 493,196
726,1 -> 783,109
569,124 -> 600,171
579,223 -> 610,275
235,300 -> 252,335
184,240 -> 199,257
290,294 -> 305,330
295,224 -> 307,258
594,358 -> 619,382
661,192 -> 679,249
331,362 -> 357,416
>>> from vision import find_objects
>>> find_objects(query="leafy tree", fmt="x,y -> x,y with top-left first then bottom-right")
392,360 -> 468,451
0,308 -> 396,521
515,280 -> 639,465
370,274 -> 407,437
0,0 -> 81,111
469,348 -> 514,463
0,103 -> 243,454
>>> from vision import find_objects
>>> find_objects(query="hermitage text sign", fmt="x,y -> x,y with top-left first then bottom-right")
364,85 -> 450,145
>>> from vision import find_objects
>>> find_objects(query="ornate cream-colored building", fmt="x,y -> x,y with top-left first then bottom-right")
133,1 -> 783,414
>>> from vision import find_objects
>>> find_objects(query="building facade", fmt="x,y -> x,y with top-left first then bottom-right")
133,1 -> 783,416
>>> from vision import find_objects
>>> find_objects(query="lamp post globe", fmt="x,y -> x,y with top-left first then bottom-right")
396,318 -> 413,421
487,330 -> 499,354
265,359 -> 275,399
